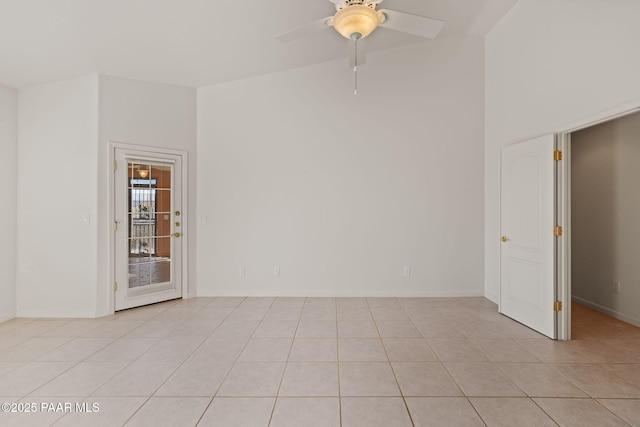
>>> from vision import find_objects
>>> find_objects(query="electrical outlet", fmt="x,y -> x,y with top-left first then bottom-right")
403,267 -> 411,277
273,267 -> 280,276
239,267 -> 246,276
613,282 -> 621,293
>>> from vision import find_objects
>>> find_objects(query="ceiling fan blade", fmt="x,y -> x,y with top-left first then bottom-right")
275,17 -> 333,43
378,9 -> 444,39
348,37 -> 367,68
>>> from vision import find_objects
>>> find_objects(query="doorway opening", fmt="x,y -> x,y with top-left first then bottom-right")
565,110 -> 640,337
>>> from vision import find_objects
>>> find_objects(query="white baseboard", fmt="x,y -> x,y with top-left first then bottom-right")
0,311 -> 16,323
16,309 -> 97,318
196,290 -> 486,298
572,296 -> 640,328
484,291 -> 498,304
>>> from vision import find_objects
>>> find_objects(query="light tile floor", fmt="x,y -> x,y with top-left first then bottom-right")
0,298 -> 639,426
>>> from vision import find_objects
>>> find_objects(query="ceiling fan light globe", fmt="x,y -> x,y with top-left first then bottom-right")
332,5 -> 380,39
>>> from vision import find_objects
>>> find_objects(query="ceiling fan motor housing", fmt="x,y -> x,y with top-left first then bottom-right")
332,4 -> 384,39
333,0 -> 383,10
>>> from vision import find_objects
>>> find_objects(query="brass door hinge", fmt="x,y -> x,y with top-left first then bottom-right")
554,150 -> 563,161
554,300 -> 562,312
114,281 -> 118,292
114,160 -> 118,171
554,226 -> 563,236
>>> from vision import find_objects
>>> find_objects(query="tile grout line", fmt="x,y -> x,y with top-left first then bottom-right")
3,307 -> 179,403
367,297 -> 416,427
391,298 -> 417,427
117,297 -> 238,426
591,398 -> 637,426
209,297 -> 273,399
123,296 -> 248,426
336,297 -> 342,427
164,297 -> 247,426
411,302 -> 484,425
266,297 -> 302,427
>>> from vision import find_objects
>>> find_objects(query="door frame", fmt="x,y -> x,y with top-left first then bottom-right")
107,141 -> 189,314
555,101 -> 640,340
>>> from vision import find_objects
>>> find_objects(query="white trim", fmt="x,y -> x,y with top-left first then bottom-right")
484,290 -> 498,304
556,134 -> 571,340
572,296 -> 640,329
16,309 -> 97,318
110,141 -> 191,158
558,105 -> 640,135
123,156 -> 176,165
0,312 -> 16,323
196,290 -> 486,298
108,141 -> 189,315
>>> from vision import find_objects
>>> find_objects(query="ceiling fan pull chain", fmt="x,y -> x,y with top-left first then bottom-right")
354,65 -> 358,96
353,34 -> 359,95
354,65 -> 358,95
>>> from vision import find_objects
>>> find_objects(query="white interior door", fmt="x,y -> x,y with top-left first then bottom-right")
500,134 -> 557,338
114,148 -> 183,311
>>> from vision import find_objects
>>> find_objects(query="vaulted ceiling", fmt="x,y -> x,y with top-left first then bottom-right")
0,0 -> 517,88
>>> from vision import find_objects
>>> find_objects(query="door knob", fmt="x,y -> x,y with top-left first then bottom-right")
173,232 -> 181,238
501,236 -> 508,242
175,211 -> 181,216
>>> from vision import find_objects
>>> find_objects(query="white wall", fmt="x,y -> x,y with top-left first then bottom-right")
97,76 -> 197,315
14,75 -> 196,318
0,85 -> 17,322
17,75 -> 99,317
197,36 -> 485,297
485,0 -> 640,301
571,112 -> 640,326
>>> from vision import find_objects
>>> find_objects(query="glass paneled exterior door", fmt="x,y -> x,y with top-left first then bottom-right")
114,149 -> 183,311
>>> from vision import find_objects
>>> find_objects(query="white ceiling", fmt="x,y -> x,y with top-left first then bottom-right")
0,0 -> 517,89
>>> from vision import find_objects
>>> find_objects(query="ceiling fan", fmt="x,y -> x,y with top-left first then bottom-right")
276,0 -> 444,93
